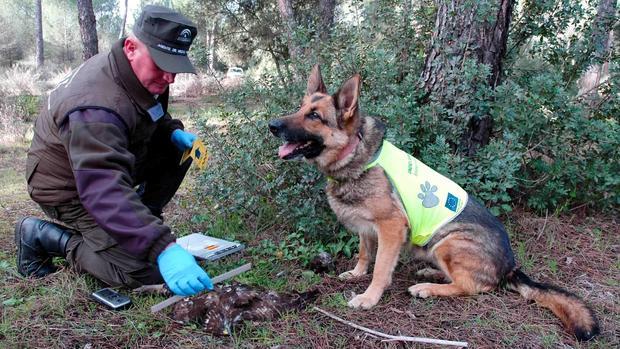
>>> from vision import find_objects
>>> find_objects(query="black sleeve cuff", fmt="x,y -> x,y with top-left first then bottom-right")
161,113 -> 184,141
147,232 -> 176,263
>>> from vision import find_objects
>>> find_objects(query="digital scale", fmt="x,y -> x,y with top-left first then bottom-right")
176,233 -> 245,261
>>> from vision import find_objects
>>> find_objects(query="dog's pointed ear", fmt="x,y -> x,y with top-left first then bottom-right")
335,74 -> 361,124
306,65 -> 327,96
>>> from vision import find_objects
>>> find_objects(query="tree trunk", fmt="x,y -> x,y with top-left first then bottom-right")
77,0 -> 99,61
35,0 -> 44,68
420,0 -> 514,155
318,0 -> 336,40
476,0 -> 513,88
578,0 -> 616,99
268,46 -> 287,86
119,0 -> 128,39
590,0 -> 616,60
205,24 -> 212,71
207,18 -> 220,72
277,0 -> 301,62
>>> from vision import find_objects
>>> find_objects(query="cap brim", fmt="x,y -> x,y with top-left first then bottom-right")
147,46 -> 196,74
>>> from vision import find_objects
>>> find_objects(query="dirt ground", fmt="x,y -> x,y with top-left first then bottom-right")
0,110 -> 618,348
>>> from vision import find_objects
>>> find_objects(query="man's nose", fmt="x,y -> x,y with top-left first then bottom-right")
163,72 -> 176,84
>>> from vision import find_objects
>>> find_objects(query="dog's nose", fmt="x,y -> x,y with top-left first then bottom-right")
268,119 -> 284,137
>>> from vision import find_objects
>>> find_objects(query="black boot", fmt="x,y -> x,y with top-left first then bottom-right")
14,217 -> 73,278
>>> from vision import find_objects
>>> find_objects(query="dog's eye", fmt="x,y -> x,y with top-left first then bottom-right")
306,111 -> 321,121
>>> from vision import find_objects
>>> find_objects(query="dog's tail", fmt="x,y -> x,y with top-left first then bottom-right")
505,269 -> 599,341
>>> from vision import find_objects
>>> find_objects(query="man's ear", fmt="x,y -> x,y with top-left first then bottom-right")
123,37 -> 138,60
335,74 -> 361,125
306,64 -> 327,96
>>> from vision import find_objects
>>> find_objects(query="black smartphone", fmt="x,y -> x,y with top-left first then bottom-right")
91,288 -> 132,310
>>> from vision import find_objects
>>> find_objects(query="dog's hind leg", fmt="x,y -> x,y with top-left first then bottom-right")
409,235 -> 495,298
348,219 -> 407,309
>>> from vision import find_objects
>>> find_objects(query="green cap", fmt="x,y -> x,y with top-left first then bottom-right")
133,5 -> 197,74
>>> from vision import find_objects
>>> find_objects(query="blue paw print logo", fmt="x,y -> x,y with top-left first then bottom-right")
418,181 -> 439,208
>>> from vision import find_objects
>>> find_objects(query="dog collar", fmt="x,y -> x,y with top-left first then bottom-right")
335,132 -> 362,163
327,132 -> 373,183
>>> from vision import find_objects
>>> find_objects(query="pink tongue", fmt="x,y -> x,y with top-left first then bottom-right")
278,142 -> 301,158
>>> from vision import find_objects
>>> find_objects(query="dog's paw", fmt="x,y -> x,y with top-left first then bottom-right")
408,283 -> 434,298
338,270 -> 366,280
347,293 -> 379,309
415,268 -> 447,281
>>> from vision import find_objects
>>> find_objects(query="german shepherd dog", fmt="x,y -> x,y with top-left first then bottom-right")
268,65 -> 599,341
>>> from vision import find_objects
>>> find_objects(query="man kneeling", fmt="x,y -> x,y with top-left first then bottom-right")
15,5 -> 211,297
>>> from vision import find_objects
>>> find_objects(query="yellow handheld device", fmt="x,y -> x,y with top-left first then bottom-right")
180,139 -> 208,170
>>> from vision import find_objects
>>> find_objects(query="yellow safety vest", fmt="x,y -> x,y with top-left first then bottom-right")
366,140 -> 468,246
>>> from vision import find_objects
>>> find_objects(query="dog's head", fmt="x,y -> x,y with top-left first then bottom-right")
268,65 -> 361,165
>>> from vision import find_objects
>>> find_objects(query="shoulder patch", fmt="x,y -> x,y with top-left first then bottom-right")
147,103 -> 164,122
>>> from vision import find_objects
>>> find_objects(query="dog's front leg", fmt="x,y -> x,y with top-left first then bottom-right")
348,219 -> 406,309
339,232 -> 376,279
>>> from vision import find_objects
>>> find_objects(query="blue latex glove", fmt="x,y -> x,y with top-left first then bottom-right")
171,129 -> 197,151
157,243 -> 213,296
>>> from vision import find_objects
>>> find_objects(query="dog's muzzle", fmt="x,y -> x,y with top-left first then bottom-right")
268,119 -> 285,138
267,118 -> 325,160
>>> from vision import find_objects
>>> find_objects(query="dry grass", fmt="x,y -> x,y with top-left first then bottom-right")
0,66 -> 45,97
0,65 -> 78,147
170,72 -> 245,100
0,66 -> 44,146
0,103 -> 27,145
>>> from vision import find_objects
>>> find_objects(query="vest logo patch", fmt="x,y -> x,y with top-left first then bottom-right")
418,181 -> 439,208
445,193 -> 459,212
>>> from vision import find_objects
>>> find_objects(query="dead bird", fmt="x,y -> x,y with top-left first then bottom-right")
308,252 -> 336,274
172,282 -> 319,336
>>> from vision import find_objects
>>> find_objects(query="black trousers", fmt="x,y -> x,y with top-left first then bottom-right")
39,136 -> 191,288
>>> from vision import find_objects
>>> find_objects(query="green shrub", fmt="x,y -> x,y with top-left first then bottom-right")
192,102 -> 340,245
11,95 -> 42,122
492,65 -> 620,213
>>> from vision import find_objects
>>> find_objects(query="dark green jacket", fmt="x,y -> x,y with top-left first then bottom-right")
27,39 -> 180,262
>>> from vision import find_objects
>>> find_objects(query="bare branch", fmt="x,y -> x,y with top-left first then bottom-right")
313,306 -> 468,347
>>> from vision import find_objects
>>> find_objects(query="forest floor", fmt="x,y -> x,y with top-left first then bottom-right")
0,98 -> 618,349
